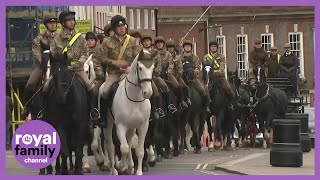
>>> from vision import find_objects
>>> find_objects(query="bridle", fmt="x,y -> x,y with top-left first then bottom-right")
125,61 -> 153,102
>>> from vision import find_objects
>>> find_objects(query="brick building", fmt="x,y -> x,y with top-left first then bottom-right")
156,6 -> 314,90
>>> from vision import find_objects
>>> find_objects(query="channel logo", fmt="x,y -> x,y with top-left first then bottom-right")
11,120 -> 61,169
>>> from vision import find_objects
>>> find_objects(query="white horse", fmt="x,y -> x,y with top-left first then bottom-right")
82,54 -> 110,173
102,49 -> 156,175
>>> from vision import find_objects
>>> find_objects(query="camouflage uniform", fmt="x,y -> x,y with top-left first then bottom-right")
203,51 -> 235,99
248,44 -> 269,81
26,30 -> 57,91
49,29 -> 92,91
95,34 -> 140,99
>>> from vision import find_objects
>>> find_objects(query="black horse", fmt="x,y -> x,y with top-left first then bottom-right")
203,65 -> 231,150
45,53 -> 89,175
249,65 -> 288,148
179,67 -> 206,154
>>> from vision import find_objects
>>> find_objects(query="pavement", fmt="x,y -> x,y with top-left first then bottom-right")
215,149 -> 315,175
5,147 -> 315,175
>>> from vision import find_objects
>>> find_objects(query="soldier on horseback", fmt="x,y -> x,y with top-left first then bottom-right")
203,40 -> 235,109
94,15 -> 140,106
178,40 -> 210,113
48,10 -> 99,120
248,39 -> 269,83
154,36 -> 188,113
140,33 -> 165,118
21,13 -> 58,119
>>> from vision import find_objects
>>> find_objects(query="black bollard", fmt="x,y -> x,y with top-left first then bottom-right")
285,113 -> 311,152
270,119 -> 302,167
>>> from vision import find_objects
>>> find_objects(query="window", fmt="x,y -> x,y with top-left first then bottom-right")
261,33 -> 274,53
237,34 -> 249,80
216,35 -> 227,78
288,32 -> 304,78
136,9 -> 141,29
118,6 -> 121,14
151,10 -> 155,30
144,9 -> 149,29
129,9 -> 134,29
109,6 -> 113,12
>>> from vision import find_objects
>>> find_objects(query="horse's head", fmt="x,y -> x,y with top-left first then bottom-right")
256,65 -> 267,84
132,49 -> 156,99
229,70 -> 241,90
182,58 -> 196,84
49,53 -> 72,104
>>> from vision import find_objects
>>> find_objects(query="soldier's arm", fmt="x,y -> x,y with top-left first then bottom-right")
153,53 -> 162,77
32,36 -> 42,63
121,39 -> 141,68
95,40 -> 114,66
78,38 -> 89,64
175,57 -> 183,76
219,55 -> 226,74
49,38 -> 58,56
167,52 -> 175,74
194,55 -> 202,78
202,55 -> 211,66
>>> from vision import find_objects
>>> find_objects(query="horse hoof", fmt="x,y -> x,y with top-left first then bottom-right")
193,148 -> 201,154
143,165 -> 149,172
136,171 -> 143,175
61,171 -> 69,175
55,171 -> 61,175
97,161 -> 104,168
125,168 -> 135,175
99,165 -> 110,171
110,169 -> 118,175
262,145 -> 267,149
208,147 -> 214,152
147,160 -> 156,167
173,150 -> 179,157
74,170 -> 84,175
83,167 -> 91,174
39,171 -> 46,175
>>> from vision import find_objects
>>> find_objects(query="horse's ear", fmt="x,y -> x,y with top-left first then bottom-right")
150,50 -> 158,59
138,49 -> 144,61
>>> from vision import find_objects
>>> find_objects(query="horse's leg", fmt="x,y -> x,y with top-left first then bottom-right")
104,119 -> 118,175
172,115 -> 180,157
101,137 -> 110,171
90,127 -> 105,168
55,154 -> 61,175
190,115 -> 201,154
82,145 -> 91,173
206,116 -> 214,151
125,129 -> 135,175
136,121 -> 149,175
39,168 -> 46,175
115,124 -> 129,173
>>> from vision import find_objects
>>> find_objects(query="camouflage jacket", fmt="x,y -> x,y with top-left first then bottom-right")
50,29 -> 88,70
94,34 -> 140,75
88,45 -> 104,80
32,30 -> 57,64
144,46 -> 161,77
249,47 -> 269,68
203,52 -> 226,77
177,52 -> 201,78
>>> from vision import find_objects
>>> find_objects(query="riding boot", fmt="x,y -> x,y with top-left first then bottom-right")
162,92 -> 177,114
174,87 -> 188,110
182,87 -> 191,106
88,90 -> 100,122
21,89 -> 33,120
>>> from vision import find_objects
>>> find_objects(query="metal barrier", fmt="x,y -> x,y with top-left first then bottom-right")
10,87 -> 26,133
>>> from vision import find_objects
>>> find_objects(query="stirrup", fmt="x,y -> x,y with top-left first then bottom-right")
156,108 -> 165,118
90,108 -> 101,121
168,104 -> 177,114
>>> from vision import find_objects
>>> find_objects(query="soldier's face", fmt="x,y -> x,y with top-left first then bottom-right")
184,45 -> 192,52
156,42 -> 165,49
210,45 -> 218,52
115,24 -> 126,36
86,39 -> 96,48
271,50 -> 277,55
142,39 -> 152,48
46,22 -> 57,32
255,43 -> 262,49
167,47 -> 175,53
64,19 -> 75,30
285,47 -> 291,53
